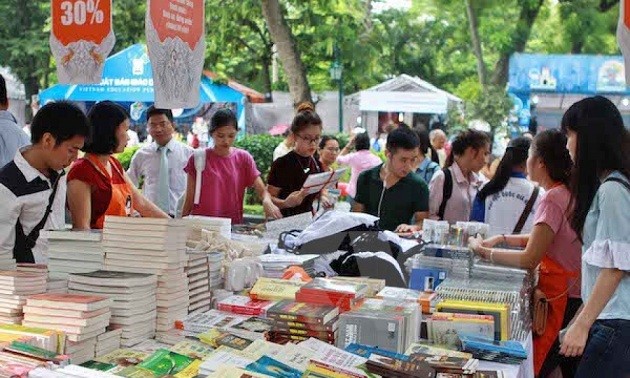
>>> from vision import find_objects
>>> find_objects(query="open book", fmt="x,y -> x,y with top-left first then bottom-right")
302,168 -> 346,195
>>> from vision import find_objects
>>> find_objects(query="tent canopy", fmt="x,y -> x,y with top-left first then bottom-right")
346,74 -> 462,114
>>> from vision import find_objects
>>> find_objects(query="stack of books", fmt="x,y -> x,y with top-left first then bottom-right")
0,324 -> 63,353
184,215 -> 231,241
208,251 -> 223,291
216,295 -> 276,317
17,263 -> 68,294
0,271 -> 47,324
16,263 -> 47,274
47,279 -> 68,294
0,341 -> 69,376
40,230 -> 104,279
266,300 -> 339,345
186,252 -> 211,314
175,309 -> 249,335
376,287 -> 438,314
22,293 -> 112,364
327,277 -> 386,298
296,277 -> 367,312
428,312 -> 495,349
67,271 -> 157,348
102,216 -> 190,337
95,329 -> 122,358
257,254 -> 318,279
336,298 -> 420,354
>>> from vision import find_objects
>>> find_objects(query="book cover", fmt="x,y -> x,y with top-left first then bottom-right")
303,360 -> 369,378
245,355 -> 302,378
409,353 -> 479,374
366,353 -> 436,378
337,312 -> 405,353
267,300 -> 338,325
169,340 -> 214,360
80,360 -> 116,372
216,333 -> 254,351
249,278 -> 304,302
328,277 -> 385,298
118,349 -> 193,377
345,344 -> 409,361
299,278 -> 367,298
95,349 -> 148,366
26,294 -> 110,311
436,301 -> 510,341
405,342 -> 473,359
409,268 -> 448,291
217,296 -> 275,316
4,341 -> 68,364
227,317 -> 274,340
273,319 -> 339,332
429,313 -> 495,349
205,365 -> 274,378
272,327 -> 336,340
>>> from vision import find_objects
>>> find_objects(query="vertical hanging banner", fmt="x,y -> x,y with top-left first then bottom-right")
618,0 -> 630,85
145,0 -> 205,108
50,0 -> 115,84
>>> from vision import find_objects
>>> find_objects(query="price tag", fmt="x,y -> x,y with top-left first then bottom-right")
50,0 -> 115,84
145,0 -> 205,108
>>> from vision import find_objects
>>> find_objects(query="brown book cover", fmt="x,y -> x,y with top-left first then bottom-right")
266,300 -> 338,325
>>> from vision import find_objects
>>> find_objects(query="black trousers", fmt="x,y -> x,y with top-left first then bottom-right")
538,297 -> 583,378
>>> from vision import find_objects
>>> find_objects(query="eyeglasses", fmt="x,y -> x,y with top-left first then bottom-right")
296,134 -> 321,144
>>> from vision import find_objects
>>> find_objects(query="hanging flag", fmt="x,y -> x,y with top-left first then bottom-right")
50,0 -> 115,84
617,0 -> 630,85
145,0 -> 205,108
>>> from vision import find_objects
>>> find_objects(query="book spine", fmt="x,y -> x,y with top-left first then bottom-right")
267,312 -> 323,325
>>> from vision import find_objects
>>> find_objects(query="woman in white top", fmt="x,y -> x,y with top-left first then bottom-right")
428,129 -> 491,224
470,136 -> 542,236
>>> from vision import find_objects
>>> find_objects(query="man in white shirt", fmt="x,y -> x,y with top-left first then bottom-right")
0,101 -> 90,264
128,106 -> 193,217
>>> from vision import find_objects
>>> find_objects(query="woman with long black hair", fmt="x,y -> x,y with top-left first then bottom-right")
470,137 -> 541,236
559,96 -> 630,377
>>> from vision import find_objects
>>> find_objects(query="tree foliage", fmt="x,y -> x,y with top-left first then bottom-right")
0,0 -> 621,125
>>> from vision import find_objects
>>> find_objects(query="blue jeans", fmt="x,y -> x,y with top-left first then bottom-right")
575,319 -> 630,378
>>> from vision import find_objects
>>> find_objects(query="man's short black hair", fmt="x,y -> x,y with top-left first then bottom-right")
83,101 -> 129,154
0,74 -> 7,105
146,106 -> 173,123
31,101 -> 90,145
386,127 -> 420,153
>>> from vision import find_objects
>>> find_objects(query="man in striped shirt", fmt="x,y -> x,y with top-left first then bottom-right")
0,101 -> 90,264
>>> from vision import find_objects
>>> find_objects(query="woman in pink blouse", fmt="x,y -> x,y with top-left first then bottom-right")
337,132 -> 382,203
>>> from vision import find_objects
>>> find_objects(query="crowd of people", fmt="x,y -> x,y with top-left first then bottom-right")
0,68 -> 629,377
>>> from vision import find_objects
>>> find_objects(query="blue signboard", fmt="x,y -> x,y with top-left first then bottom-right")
508,53 -> 628,95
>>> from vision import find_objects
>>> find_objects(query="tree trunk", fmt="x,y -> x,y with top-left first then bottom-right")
465,0 -> 487,89
261,0 -> 312,106
490,0 -> 544,86
261,55 -> 273,102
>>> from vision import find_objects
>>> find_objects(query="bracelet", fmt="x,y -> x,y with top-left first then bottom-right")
490,248 -> 495,263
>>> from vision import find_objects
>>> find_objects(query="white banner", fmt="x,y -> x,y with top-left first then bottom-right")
360,91 -> 449,114
617,0 -> 630,85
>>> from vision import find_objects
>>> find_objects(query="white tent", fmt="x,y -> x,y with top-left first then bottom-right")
346,74 -> 462,135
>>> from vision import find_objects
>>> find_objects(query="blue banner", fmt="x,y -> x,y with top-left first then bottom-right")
509,53 -> 628,95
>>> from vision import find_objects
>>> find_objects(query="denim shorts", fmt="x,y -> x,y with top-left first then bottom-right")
575,319 -> 630,378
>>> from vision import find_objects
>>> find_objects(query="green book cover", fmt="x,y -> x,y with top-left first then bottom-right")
80,360 -> 116,372
117,349 -> 193,377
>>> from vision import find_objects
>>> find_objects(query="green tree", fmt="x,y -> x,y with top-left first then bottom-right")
0,1 -> 51,104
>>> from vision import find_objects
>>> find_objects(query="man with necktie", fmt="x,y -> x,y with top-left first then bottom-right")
128,106 -> 193,217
